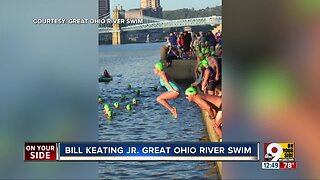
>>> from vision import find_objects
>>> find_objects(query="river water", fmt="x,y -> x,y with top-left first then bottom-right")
98,43 -> 219,179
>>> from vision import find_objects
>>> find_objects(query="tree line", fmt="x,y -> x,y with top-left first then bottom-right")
163,6 -> 222,20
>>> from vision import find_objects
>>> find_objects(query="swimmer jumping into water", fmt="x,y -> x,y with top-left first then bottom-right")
154,62 -> 180,118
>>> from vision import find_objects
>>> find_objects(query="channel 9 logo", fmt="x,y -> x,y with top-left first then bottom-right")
264,143 -> 294,162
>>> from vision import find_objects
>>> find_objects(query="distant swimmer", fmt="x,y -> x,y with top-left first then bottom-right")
153,62 -> 180,118
106,111 -> 113,120
114,102 -> 119,108
132,98 -> 137,105
103,104 -> 110,116
126,104 -> 132,111
120,95 -> 126,101
135,89 -> 141,96
153,85 -> 158,91
98,96 -> 104,104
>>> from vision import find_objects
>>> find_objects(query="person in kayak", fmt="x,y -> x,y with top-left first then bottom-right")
104,69 -> 111,78
154,62 -> 180,118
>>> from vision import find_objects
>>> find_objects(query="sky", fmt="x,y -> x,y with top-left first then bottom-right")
110,0 -> 221,11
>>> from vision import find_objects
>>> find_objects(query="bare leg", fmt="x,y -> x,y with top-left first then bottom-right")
214,126 -> 222,137
212,111 -> 222,137
216,111 -> 222,126
156,91 -> 180,117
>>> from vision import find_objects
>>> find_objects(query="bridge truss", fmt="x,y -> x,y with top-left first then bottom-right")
98,16 -> 222,34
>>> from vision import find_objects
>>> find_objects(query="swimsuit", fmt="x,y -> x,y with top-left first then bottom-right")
160,78 -> 179,92
206,66 -> 217,91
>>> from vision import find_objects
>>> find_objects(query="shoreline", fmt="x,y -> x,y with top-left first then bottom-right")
99,41 -> 166,46
201,109 -> 222,177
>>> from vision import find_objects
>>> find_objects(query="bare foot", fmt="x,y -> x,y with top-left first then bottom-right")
171,107 -> 178,118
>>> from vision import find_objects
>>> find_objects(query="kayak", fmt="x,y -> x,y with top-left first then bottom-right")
99,76 -> 113,82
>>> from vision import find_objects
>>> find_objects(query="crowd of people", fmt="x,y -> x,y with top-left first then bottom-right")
165,30 -> 222,67
156,30 -> 223,138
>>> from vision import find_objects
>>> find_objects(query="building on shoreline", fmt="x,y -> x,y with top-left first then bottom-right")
140,0 -> 160,9
126,0 -> 162,19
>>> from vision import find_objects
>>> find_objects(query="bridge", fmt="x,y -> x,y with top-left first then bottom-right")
100,6 -> 222,45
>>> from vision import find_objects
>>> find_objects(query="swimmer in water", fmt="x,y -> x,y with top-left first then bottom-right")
103,104 -> 110,116
126,104 -> 132,111
120,95 -> 126,101
114,102 -> 119,108
135,89 -> 141,96
132,98 -> 137,105
106,111 -> 113,120
98,96 -> 104,104
153,62 -> 180,118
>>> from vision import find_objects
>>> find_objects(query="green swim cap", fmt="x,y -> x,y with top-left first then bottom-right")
185,86 -> 197,95
126,104 -> 132,110
153,85 -> 158,91
198,63 -> 203,71
201,48 -> 206,53
201,60 -> 209,66
211,51 -> 216,56
114,102 -> 119,107
107,111 -> 113,117
104,104 -> 110,110
199,53 -> 204,57
205,49 -> 210,53
205,41 -> 208,45
195,46 -> 200,50
154,62 -> 164,71
132,98 -> 137,102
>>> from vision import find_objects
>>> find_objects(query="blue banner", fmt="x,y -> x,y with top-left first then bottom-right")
58,142 -> 259,161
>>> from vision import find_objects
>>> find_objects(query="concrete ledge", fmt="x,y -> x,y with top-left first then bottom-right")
160,46 -> 197,83
163,60 -> 197,83
201,110 -> 222,178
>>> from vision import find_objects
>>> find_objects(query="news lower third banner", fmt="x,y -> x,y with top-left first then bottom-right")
24,142 -> 259,161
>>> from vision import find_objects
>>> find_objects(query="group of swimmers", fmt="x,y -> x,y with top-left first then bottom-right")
155,33 -> 223,137
98,85 -> 140,120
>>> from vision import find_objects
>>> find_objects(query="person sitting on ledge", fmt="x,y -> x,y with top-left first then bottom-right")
166,46 -> 178,68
